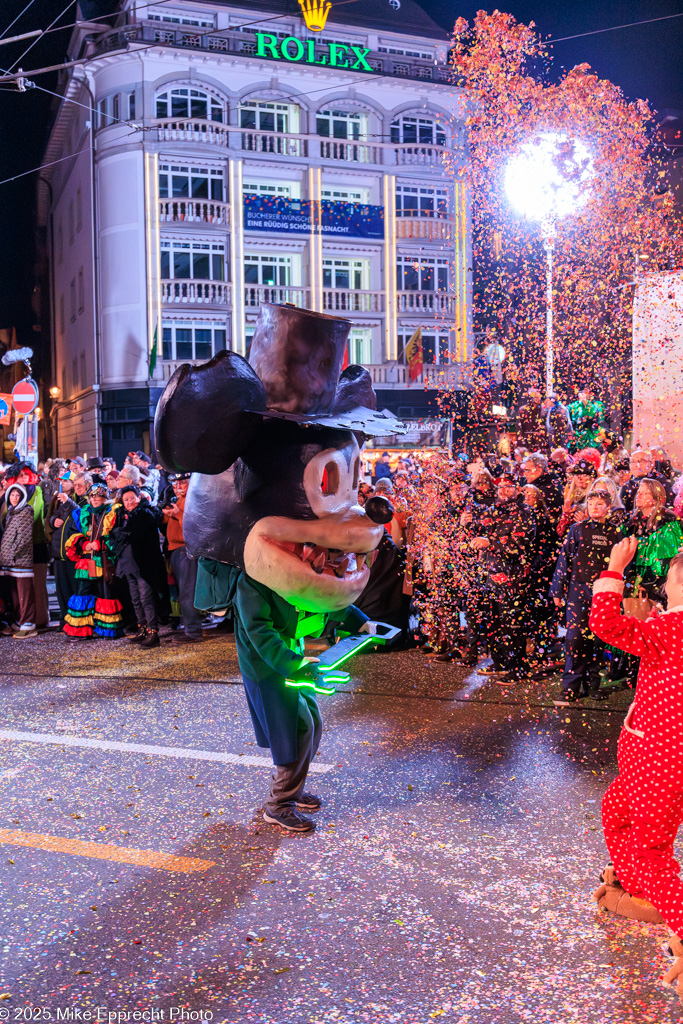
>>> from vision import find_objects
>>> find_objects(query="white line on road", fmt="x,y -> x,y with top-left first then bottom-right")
0,728 -> 335,774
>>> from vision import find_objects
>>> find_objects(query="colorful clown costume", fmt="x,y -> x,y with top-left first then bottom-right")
64,503 -> 123,639
589,570 -> 683,936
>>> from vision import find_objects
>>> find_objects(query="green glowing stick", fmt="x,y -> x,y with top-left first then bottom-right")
316,634 -> 375,669
285,676 -> 337,696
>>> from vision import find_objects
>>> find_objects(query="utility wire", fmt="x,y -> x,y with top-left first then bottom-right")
0,0 -> 40,40
5,0 -> 76,73
546,10 -> 683,44
0,0 -> 367,83
0,146 -> 87,186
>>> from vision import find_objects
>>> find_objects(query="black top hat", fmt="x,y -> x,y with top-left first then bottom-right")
247,304 -> 405,435
87,457 -> 105,470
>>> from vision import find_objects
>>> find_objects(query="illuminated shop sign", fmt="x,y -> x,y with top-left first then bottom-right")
255,32 -> 373,72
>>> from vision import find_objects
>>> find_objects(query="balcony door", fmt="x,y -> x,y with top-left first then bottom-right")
323,258 -> 369,291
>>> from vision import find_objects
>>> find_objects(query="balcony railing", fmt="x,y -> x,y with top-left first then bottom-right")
155,118 -> 229,146
159,199 -> 229,225
397,291 -> 456,315
242,132 -> 307,157
365,363 -> 465,388
394,145 -> 449,166
244,285 -> 311,308
396,217 -> 456,242
161,279 -> 231,305
322,289 -> 384,313
318,139 -> 380,164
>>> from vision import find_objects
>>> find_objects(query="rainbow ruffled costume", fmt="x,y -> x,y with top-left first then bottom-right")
64,504 -> 124,639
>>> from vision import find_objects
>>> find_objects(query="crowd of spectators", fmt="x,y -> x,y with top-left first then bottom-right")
393,433 -> 683,702
0,452 -> 210,646
1,418 -> 682,707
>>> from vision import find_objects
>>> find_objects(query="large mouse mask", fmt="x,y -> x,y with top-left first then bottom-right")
155,304 -> 404,613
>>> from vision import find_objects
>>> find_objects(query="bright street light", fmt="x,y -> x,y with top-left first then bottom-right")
505,133 -> 594,394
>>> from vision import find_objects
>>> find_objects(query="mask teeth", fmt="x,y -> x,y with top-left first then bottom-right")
332,555 -> 351,578
301,543 -> 318,563
311,551 -> 327,574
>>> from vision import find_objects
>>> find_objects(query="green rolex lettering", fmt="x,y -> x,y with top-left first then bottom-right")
280,36 -> 305,61
255,32 -> 280,59
329,43 -> 349,68
350,45 -> 372,72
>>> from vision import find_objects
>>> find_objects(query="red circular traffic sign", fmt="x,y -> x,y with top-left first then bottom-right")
11,378 -> 39,415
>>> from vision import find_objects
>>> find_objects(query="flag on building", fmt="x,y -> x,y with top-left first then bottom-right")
405,326 -> 423,382
149,323 -> 158,378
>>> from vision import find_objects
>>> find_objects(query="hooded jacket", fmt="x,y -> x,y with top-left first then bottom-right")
0,485 -> 34,572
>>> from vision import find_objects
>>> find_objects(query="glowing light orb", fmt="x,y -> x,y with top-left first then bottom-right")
504,133 -> 594,222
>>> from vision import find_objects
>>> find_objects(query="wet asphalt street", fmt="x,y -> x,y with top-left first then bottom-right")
0,629 -> 680,1024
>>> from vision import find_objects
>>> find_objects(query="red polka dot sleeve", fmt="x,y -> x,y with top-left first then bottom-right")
589,571 -> 672,659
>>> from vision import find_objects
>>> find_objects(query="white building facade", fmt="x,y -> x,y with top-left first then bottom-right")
38,0 -> 471,464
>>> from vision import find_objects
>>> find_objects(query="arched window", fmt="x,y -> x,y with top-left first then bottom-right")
391,114 -> 446,147
156,86 -> 224,123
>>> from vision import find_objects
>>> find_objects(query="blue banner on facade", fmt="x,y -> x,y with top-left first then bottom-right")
243,195 -> 384,239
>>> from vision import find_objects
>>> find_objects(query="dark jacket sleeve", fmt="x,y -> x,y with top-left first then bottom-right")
549,526 -> 576,601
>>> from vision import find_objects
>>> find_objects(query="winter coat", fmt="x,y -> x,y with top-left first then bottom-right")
474,497 -> 538,591
550,518 -> 624,603
532,472 -> 563,522
0,487 -> 34,573
110,503 -> 167,596
48,497 -> 80,561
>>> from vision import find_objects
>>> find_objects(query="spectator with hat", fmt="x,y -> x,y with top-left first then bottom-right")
63,478 -> 123,641
111,485 -> 169,648
373,452 -> 394,487
557,458 -> 598,538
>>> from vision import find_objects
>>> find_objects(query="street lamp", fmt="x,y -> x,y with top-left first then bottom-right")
504,133 -> 594,394
49,386 -> 60,400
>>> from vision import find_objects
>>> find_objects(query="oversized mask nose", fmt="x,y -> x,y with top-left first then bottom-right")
364,495 -> 394,525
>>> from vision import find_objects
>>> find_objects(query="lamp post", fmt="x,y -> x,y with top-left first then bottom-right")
504,133 -> 594,395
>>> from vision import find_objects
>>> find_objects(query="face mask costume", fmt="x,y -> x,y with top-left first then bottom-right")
155,304 -> 403,833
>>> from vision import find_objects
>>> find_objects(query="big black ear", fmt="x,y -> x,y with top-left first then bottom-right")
155,350 -> 267,474
333,364 -> 377,413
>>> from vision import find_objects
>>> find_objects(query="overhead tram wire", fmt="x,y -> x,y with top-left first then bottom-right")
0,0 -> 40,40
544,11 -> 683,45
0,0 -> 367,84
4,0 -> 77,74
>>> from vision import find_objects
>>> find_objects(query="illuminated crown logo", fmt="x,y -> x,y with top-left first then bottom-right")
298,0 -> 331,32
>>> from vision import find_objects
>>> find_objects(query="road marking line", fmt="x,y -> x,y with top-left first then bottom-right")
0,728 -> 334,774
0,828 -> 214,872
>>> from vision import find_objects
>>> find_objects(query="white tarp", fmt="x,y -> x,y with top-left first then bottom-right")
632,271 -> 683,467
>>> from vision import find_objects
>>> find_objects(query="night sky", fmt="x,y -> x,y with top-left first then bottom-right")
0,0 -> 681,345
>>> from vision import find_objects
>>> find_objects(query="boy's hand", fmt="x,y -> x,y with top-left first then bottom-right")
608,535 -> 638,574
553,597 -> 564,607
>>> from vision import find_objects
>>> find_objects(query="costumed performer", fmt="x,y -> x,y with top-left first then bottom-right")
590,535 -> 683,1002
155,303 -> 404,834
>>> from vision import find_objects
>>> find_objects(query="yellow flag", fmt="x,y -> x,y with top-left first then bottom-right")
405,326 -> 423,381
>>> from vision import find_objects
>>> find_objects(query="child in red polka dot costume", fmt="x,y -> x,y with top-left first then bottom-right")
589,536 -> 683,1001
